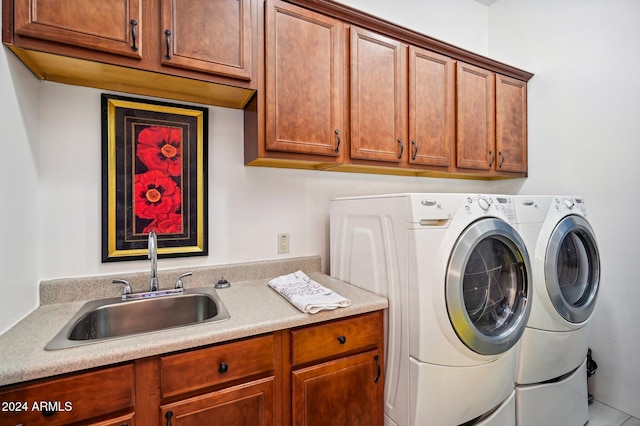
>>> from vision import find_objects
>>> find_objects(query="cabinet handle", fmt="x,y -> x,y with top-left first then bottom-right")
130,19 -> 138,52
337,335 -> 347,344
164,29 -> 172,60
218,361 -> 229,374
411,140 -> 418,160
488,150 -> 495,167
374,354 -> 381,383
397,138 -> 404,159
165,410 -> 174,426
498,151 -> 505,168
335,129 -> 341,153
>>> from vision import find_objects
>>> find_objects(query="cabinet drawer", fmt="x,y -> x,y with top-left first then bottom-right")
291,312 -> 382,366
160,334 -> 275,398
0,364 -> 134,425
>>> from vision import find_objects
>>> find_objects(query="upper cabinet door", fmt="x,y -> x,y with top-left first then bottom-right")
456,61 -> 496,170
409,47 -> 454,167
496,74 -> 527,173
350,26 -> 407,163
160,0 -> 252,80
14,0 -> 142,58
264,0 -> 344,157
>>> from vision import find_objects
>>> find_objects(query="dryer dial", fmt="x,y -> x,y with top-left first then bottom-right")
478,197 -> 491,211
563,198 -> 575,209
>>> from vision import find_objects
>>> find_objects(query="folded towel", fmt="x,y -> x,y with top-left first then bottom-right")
268,271 -> 351,314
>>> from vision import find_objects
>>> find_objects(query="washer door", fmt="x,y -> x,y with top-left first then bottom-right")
447,218 -> 532,355
545,215 -> 600,323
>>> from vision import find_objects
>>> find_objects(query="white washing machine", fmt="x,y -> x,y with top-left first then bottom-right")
330,194 -> 532,426
512,196 -> 600,426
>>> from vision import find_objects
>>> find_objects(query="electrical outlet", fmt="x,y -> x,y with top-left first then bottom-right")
278,233 -> 289,254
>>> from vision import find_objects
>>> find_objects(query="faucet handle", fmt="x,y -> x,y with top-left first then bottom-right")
112,279 -> 132,298
175,272 -> 192,289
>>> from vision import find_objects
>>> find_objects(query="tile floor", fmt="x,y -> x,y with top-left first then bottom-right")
589,400 -> 640,425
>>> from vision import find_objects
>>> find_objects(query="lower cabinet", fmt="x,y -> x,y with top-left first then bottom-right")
0,311 -> 384,426
292,351 -> 382,426
0,364 -> 135,425
160,377 -> 275,426
289,311 -> 384,426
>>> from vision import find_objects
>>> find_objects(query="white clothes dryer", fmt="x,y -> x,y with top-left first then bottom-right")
331,193 -> 532,426
512,196 -> 600,426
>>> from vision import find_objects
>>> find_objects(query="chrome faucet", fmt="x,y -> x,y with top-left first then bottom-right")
148,230 -> 159,292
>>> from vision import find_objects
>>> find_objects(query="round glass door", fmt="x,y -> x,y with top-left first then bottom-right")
447,218 -> 531,355
546,215 -> 600,323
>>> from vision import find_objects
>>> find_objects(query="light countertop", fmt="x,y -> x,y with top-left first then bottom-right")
0,256 -> 387,387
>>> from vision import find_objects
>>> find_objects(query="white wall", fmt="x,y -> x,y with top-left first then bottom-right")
0,5 -> 41,334
36,83 -> 494,280
2,0 -> 637,418
488,0 -> 640,418
336,0 -> 491,55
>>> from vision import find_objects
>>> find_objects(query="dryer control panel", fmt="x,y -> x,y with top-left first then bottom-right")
462,195 -> 516,223
555,196 -> 587,216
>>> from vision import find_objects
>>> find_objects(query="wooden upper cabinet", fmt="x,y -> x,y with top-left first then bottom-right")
409,47 -> 454,167
14,0 -> 142,58
350,26 -> 407,163
264,0 -> 344,157
160,0 -> 252,80
496,74 -> 527,173
456,61 -> 496,171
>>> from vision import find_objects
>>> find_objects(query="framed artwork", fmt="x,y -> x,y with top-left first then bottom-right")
101,94 -> 208,262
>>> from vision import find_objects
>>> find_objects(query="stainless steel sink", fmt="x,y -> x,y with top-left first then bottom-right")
45,287 -> 230,350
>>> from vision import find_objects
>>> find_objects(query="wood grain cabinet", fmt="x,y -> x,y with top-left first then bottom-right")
244,0 -> 532,178
12,0 -> 143,59
158,334 -> 277,425
289,311 -> 384,426
0,364 -> 135,425
349,26 -> 407,164
263,0 -> 345,160
3,0 -> 257,107
456,62 -> 528,176
0,312 -> 385,426
456,61 -> 496,171
495,74 -> 528,174
160,0 -> 253,81
408,46 -> 455,168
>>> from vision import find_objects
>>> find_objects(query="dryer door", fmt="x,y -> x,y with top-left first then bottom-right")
446,218 -> 532,355
545,215 -> 600,323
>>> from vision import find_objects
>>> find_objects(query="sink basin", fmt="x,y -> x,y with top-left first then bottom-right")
45,287 -> 230,350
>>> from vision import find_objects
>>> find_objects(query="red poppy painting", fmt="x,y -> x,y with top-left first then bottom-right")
102,95 -> 208,262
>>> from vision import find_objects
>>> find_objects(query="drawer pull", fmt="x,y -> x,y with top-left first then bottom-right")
165,410 -> 173,426
374,354 -> 381,383
130,19 -> 138,52
218,362 -> 229,374
337,335 -> 347,345
164,29 -> 172,60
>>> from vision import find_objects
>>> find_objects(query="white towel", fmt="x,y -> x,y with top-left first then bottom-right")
268,271 -> 351,314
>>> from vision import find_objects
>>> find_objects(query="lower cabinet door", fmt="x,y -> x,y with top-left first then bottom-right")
160,376 -> 274,426
292,350 -> 383,426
